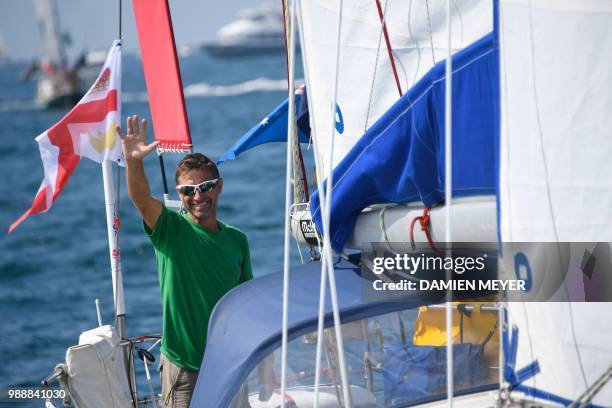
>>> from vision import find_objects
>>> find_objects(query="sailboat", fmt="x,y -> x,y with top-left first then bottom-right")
33,0 -> 612,406
190,0 -> 612,407
32,0 -> 82,108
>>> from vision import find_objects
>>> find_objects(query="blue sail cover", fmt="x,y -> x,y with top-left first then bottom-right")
217,88 -> 311,164
311,33 -> 499,252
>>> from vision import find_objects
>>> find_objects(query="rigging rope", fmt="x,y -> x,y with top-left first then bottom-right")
304,0 -> 353,405
279,0 -> 295,404
425,0 -> 437,65
573,365 -> 612,407
444,0 -> 454,405
374,0 -> 403,97
363,1 -> 385,133
295,0 -> 331,383
407,0 -> 423,87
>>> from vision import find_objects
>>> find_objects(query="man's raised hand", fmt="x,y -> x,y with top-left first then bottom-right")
116,114 -> 159,161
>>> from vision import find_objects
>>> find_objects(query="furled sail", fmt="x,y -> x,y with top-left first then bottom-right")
310,32 -> 499,252
499,0 -> 612,404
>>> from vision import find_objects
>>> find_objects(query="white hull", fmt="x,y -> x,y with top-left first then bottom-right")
249,384 -> 377,408
36,72 -> 82,109
249,388 -> 564,407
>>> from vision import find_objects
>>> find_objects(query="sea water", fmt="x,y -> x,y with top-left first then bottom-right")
0,52 -> 419,407
0,52 -> 309,406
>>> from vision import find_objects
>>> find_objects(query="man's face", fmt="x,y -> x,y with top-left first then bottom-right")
176,168 -> 223,225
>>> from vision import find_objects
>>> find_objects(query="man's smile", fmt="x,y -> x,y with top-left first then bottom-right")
190,199 -> 212,211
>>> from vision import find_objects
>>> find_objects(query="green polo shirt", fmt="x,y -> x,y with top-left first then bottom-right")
145,205 -> 252,371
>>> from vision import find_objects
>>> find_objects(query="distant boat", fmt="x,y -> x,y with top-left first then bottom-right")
0,32 -> 9,65
202,3 -> 297,58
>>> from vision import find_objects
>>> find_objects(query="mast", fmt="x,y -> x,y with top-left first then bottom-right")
106,1 -> 137,404
279,0 -> 295,401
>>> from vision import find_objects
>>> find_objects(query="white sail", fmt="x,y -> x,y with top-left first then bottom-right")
34,0 -> 66,64
499,0 -> 612,404
298,0 -> 492,177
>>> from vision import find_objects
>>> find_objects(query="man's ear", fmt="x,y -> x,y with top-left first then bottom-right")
217,178 -> 223,194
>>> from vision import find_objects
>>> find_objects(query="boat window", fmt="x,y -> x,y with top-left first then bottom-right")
229,304 -> 499,407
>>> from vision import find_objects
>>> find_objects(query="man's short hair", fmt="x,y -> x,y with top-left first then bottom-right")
175,153 -> 220,184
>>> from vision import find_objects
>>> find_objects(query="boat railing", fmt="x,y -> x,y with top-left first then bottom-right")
41,332 -> 163,408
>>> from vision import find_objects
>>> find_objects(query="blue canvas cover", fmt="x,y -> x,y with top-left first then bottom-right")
382,342 -> 486,406
310,33 -> 499,252
217,89 -> 311,164
190,258 -> 421,408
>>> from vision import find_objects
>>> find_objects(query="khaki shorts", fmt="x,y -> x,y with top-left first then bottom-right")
159,353 -> 199,408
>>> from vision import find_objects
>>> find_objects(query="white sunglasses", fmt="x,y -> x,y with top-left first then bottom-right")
176,178 -> 219,196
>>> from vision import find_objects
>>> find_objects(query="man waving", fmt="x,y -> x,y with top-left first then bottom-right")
117,115 -> 252,407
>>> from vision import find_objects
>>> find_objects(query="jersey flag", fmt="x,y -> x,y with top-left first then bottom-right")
9,40 -> 123,233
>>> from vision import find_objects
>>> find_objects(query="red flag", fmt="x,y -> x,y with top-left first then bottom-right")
9,41 -> 122,233
132,0 -> 192,152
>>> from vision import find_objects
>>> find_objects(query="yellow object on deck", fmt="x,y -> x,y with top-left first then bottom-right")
413,302 -> 499,364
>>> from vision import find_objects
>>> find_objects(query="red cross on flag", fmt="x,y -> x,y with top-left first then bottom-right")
9,40 -> 123,233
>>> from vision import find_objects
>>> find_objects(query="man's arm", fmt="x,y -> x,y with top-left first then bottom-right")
116,115 -> 162,230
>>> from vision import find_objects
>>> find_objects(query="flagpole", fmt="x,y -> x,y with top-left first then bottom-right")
103,160 -> 126,329
111,0 -> 137,404
101,0 -> 126,340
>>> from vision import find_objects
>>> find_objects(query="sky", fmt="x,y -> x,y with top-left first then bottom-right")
0,0 -> 259,61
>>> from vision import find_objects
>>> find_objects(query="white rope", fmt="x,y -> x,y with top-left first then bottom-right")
295,2 -> 335,405
319,0 -> 352,406
407,0 -> 423,88
298,4 -> 328,402
379,204 -> 401,253
425,0 -> 437,65
364,0 -> 386,133
498,3 -> 510,399
444,0 -> 454,406
295,1 -> 351,406
280,0 -> 297,405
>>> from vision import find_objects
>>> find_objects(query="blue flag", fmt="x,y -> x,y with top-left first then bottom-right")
218,87 -> 311,164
